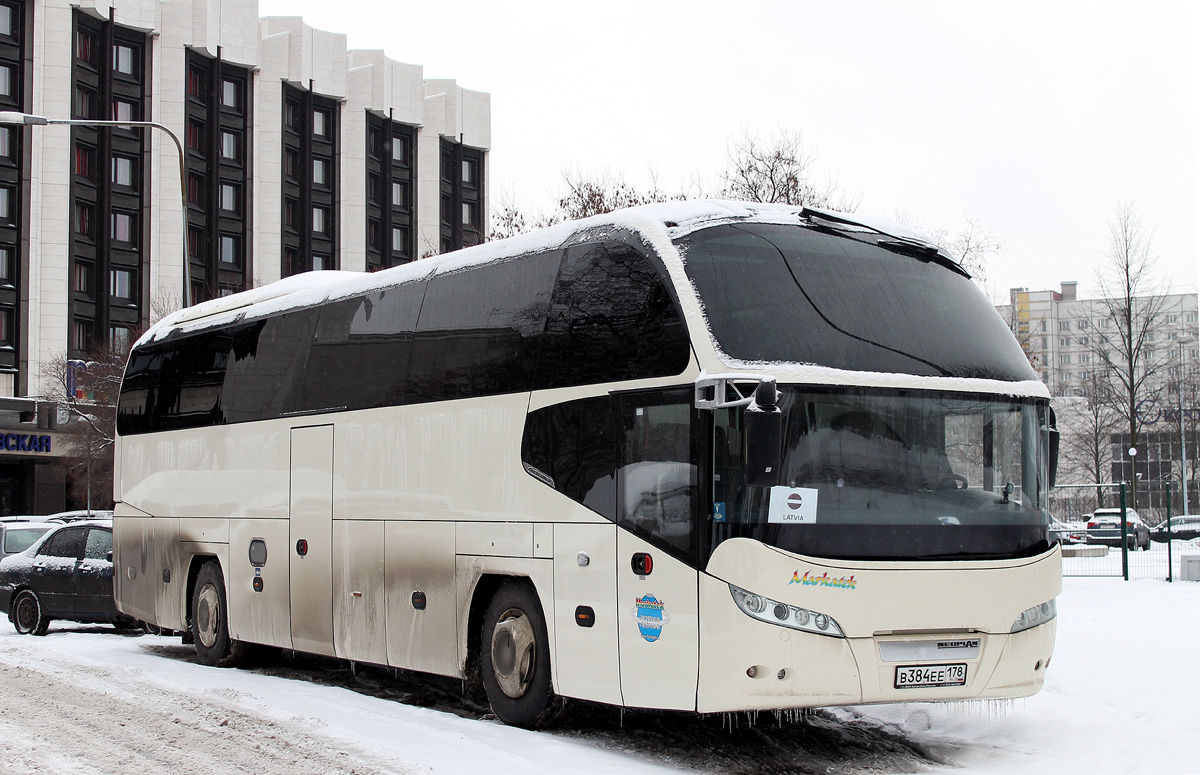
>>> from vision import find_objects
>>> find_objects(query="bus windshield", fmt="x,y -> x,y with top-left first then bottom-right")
678,222 -> 1036,381
712,388 -> 1052,561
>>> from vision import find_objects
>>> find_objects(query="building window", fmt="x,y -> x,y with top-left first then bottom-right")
221,79 -> 239,109
0,6 -> 12,37
219,183 -> 238,213
392,226 -> 406,252
187,227 -> 202,259
110,267 -> 133,300
0,127 -> 11,160
110,326 -> 130,351
284,198 -> 298,230
73,320 -> 92,352
74,144 -> 93,179
283,248 -> 298,275
111,211 -> 135,244
461,201 -> 475,227
1059,354 -> 1071,365
0,64 -> 12,98
313,158 -> 328,186
367,219 -> 379,249
73,87 -> 94,119
462,158 -> 475,185
112,99 -> 135,121
1058,321 -> 1070,332
113,44 -> 135,75
312,206 -> 327,234
0,308 -> 11,345
188,66 -> 205,98
73,262 -> 91,295
74,204 -> 93,238
187,120 -> 205,151
219,234 -> 239,265
221,131 -> 238,161
112,156 -> 135,186
75,30 -> 94,64
392,133 -> 409,162
187,173 -> 204,205
0,246 -> 10,283
313,110 -> 328,137
312,254 -> 328,271
1188,312 -> 1198,324
392,181 -> 407,208
284,148 -> 299,179
0,185 -> 11,221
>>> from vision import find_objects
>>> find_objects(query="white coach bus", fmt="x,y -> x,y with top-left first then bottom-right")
113,201 -> 1061,727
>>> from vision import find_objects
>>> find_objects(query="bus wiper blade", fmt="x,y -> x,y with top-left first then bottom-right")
799,206 -> 970,278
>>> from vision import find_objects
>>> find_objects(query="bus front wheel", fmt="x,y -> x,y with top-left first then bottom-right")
191,561 -> 234,666
480,581 -> 558,728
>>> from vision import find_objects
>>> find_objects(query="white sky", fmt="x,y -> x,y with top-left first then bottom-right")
257,0 -> 1198,303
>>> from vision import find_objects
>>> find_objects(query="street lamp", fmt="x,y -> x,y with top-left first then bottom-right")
1178,336 -> 1196,518
0,110 -> 192,307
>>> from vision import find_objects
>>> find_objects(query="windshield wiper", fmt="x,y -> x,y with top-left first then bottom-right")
799,207 -> 970,278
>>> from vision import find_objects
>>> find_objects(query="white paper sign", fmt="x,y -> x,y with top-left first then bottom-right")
768,486 -> 819,524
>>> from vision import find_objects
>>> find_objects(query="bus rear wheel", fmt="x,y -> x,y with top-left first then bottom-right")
191,561 -> 234,666
480,581 -> 557,728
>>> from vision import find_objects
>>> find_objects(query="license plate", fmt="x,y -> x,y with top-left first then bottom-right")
894,663 -> 967,689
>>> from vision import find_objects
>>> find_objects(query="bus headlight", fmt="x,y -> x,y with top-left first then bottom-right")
729,585 -> 845,638
1010,598 -> 1057,633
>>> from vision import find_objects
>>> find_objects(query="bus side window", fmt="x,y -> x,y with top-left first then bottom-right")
535,242 -> 690,390
521,396 -> 618,520
617,392 -> 698,561
408,250 -> 561,402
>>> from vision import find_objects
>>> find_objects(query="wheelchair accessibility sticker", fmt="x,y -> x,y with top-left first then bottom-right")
631,594 -> 671,642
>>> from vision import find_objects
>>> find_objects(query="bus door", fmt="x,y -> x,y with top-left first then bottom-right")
290,424 -> 335,656
615,390 -> 700,710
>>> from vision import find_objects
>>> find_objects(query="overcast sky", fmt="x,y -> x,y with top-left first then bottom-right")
257,0 -> 1198,303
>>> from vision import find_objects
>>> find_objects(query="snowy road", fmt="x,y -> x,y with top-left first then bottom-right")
1,575 -> 1198,774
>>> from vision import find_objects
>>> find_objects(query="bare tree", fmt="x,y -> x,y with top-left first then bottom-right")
1057,371 -> 1122,509
718,129 -> 859,211
556,167 -> 677,220
1083,202 -> 1173,507
38,339 -> 135,510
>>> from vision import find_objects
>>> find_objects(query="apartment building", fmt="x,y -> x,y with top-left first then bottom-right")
0,0 -> 490,513
998,282 -> 1200,513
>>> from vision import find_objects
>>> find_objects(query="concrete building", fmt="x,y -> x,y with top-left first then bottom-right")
997,282 -> 1200,514
0,0 -> 490,513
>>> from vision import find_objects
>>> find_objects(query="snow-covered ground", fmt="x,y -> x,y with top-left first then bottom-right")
1,575 -> 1198,774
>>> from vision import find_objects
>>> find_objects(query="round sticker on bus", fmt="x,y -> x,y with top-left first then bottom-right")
631,594 -> 671,642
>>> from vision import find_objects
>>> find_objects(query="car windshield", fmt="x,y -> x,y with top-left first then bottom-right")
678,223 -> 1036,380
712,387 -> 1052,561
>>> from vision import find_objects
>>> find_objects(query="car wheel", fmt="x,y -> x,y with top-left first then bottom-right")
191,561 -> 235,667
480,580 -> 559,728
12,589 -> 49,636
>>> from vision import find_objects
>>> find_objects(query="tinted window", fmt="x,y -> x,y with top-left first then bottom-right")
84,528 -> 113,560
680,224 -> 1036,381
38,528 -> 85,559
220,310 -> 319,421
521,396 -> 618,520
535,242 -> 690,390
302,282 -> 425,411
407,251 -> 560,402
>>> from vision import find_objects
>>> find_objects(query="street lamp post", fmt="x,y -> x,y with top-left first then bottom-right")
1179,336 -> 1195,518
0,111 -> 192,307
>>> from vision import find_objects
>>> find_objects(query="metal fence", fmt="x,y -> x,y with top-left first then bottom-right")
1055,481 -> 1200,581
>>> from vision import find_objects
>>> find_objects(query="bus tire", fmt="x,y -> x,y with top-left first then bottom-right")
12,589 -> 49,636
191,561 -> 235,667
480,580 -> 558,728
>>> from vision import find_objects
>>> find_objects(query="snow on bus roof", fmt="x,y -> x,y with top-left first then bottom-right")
136,200 -> 941,348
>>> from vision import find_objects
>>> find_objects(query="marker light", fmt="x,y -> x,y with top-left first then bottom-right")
729,585 -> 845,638
1011,598 -> 1058,634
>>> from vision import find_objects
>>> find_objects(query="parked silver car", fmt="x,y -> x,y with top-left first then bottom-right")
1086,507 -> 1151,551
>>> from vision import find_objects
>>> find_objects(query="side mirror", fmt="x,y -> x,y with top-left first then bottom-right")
744,380 -> 782,487
1047,408 -> 1060,489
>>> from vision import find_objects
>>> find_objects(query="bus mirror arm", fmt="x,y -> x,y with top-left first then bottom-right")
744,379 -> 783,488
1047,413 -> 1060,490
